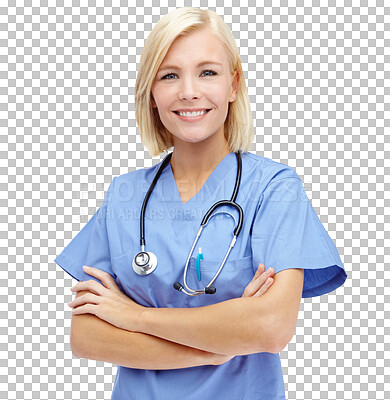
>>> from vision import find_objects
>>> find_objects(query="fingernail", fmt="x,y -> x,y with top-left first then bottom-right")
83,266 -> 89,270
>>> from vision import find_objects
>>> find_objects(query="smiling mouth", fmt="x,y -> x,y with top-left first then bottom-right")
173,109 -> 212,116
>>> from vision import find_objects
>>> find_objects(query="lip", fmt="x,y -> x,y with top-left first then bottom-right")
174,108 -> 210,112
172,108 -> 211,122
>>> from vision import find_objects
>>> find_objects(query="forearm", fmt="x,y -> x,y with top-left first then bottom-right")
71,312 -> 225,370
137,297 -> 279,356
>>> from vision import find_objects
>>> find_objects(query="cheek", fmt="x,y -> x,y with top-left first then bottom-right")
211,85 -> 233,106
152,88 -> 172,111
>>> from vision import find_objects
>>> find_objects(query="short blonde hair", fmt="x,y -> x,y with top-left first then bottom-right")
135,7 -> 254,158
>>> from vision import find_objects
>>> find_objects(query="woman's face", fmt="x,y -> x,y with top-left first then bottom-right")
151,28 -> 238,147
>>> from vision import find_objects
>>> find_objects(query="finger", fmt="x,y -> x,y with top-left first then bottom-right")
70,279 -> 106,296
252,277 -> 274,297
242,267 -> 274,297
68,292 -> 100,308
71,303 -> 97,316
250,264 -> 265,283
243,274 -> 267,297
82,266 -> 119,291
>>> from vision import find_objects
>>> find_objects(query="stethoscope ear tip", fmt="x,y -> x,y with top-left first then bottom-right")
173,282 -> 183,292
205,286 -> 216,294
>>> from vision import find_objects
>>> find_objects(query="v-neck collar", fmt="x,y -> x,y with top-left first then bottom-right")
167,151 -> 236,207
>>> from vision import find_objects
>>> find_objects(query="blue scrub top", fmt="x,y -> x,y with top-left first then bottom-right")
55,151 -> 347,400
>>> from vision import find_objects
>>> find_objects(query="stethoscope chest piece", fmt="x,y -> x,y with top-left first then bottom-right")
132,251 -> 158,275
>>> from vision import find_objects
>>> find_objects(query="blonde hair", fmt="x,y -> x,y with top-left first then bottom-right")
135,7 -> 254,158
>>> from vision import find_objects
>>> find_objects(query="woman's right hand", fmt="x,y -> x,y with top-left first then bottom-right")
215,263 -> 275,365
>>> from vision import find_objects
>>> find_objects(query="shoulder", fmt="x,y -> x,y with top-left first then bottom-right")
106,159 -> 166,203
115,161 -> 163,185
112,159 -> 166,189
241,151 -> 301,190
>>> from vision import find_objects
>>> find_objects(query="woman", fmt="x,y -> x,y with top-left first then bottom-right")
55,7 -> 347,399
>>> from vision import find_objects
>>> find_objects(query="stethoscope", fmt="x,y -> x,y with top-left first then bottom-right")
132,151 -> 244,296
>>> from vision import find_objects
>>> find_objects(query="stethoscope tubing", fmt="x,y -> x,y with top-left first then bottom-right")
139,152 -> 173,249
201,200 -> 243,237
176,151 -> 243,295
134,151 -> 244,296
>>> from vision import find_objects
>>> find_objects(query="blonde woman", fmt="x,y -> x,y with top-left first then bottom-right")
56,7 -> 346,399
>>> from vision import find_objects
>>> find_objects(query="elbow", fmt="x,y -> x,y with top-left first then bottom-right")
262,334 -> 285,354
268,334 -> 293,354
269,322 -> 295,354
71,340 -> 82,359
70,334 -> 84,359
257,313 -> 295,354
70,315 -> 91,359
69,290 -> 94,359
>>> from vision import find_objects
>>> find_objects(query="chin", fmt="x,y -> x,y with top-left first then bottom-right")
178,132 -> 217,143
184,138 -> 211,145
174,135 -> 207,143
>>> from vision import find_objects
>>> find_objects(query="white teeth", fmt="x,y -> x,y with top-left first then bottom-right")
177,110 -> 208,117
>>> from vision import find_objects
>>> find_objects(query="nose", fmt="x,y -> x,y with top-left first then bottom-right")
178,76 -> 201,101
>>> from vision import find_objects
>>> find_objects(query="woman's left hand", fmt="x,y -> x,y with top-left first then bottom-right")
67,266 -> 144,332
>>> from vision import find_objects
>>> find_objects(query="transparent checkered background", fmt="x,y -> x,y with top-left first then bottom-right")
1,1 -> 389,399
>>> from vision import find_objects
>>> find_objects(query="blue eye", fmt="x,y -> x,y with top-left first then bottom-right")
160,70 -> 217,80
161,73 -> 177,80
202,70 -> 217,77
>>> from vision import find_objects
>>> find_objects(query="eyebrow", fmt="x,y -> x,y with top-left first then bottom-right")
158,61 -> 223,72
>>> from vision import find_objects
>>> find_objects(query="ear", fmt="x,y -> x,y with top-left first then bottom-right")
229,70 -> 239,102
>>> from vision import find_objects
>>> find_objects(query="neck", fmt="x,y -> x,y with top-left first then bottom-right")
170,137 -> 231,182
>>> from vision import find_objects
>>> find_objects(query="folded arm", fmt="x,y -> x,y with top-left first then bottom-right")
71,290 -> 228,370
69,263 -> 276,368
136,268 -> 304,356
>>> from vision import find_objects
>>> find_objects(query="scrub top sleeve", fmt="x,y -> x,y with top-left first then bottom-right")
54,177 -> 116,283
251,174 -> 347,298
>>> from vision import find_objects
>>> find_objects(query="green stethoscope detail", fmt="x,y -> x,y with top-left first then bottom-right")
196,247 -> 203,282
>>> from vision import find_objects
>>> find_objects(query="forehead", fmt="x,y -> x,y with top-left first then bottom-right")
160,28 -> 230,68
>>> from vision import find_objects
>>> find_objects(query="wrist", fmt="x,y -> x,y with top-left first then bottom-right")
133,304 -> 147,333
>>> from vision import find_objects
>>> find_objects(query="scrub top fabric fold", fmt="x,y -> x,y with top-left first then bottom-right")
54,151 -> 347,400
